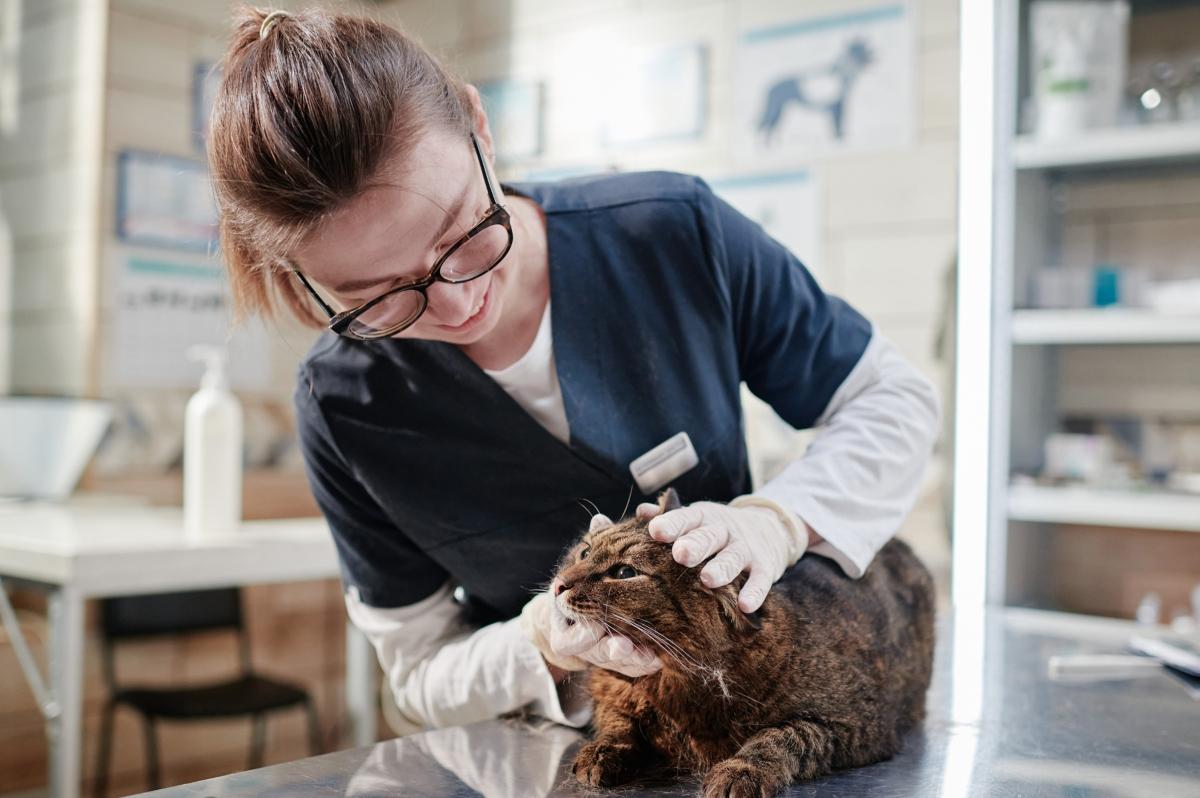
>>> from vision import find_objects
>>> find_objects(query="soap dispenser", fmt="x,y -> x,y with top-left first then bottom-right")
184,345 -> 243,539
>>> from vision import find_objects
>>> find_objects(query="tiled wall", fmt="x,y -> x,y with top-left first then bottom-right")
2,0 -> 98,395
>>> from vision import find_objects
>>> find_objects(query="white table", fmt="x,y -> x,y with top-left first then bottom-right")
0,497 -> 379,798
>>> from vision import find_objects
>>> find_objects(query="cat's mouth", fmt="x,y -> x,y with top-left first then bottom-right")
554,591 -> 583,626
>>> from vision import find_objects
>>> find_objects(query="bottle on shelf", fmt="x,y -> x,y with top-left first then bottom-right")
184,345 -> 243,540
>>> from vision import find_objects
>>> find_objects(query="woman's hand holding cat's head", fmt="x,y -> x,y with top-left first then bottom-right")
640,495 -> 810,613
561,622 -> 662,677
518,591 -> 591,674
520,517 -> 664,679
520,593 -> 662,678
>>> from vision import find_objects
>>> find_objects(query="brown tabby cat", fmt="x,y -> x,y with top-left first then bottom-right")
552,488 -> 935,798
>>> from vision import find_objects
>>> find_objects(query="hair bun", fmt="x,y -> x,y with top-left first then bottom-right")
259,10 -> 289,40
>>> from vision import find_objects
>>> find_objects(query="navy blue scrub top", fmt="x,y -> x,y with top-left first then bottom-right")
294,171 -> 871,621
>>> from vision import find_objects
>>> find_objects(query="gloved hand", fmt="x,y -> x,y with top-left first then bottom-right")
519,591 -> 663,677
518,591 -> 590,672
519,515 -> 663,678
636,496 -> 809,613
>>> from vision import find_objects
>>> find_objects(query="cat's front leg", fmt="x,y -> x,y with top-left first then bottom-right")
572,682 -> 656,788
573,736 -> 645,788
701,720 -> 834,798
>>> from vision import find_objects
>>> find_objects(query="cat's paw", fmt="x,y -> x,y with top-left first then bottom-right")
701,757 -> 780,798
572,740 -> 637,788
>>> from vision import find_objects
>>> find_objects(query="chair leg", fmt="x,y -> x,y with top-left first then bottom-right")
248,713 -> 267,770
92,700 -> 116,798
142,716 -> 161,791
304,697 -> 323,755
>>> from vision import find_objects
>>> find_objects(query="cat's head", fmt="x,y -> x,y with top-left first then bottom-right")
549,488 -> 761,669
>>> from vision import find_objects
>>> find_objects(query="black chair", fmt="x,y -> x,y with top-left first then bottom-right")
92,587 -> 323,796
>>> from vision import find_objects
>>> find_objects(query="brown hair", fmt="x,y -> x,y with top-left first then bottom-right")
208,6 -> 474,327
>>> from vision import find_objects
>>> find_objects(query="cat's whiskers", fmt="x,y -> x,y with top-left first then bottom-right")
576,498 -> 602,519
589,608 -> 690,672
606,610 -> 727,691
618,483 -> 635,520
605,610 -> 691,661
606,610 -> 774,708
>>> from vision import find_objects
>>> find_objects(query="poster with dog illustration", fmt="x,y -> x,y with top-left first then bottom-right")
734,4 -> 913,164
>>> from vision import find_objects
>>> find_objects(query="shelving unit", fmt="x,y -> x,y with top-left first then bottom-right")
1011,309 -> 1200,345
1013,122 -> 1200,170
1007,484 -> 1200,533
956,1 -> 1200,609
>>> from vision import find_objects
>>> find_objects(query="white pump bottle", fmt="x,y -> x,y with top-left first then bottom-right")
184,345 -> 243,539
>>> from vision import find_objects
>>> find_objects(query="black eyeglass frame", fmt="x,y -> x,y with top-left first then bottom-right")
291,133 -> 513,340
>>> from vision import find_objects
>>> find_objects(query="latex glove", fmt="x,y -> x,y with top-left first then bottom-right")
640,497 -> 808,613
520,591 -> 663,677
560,621 -> 662,677
521,513 -> 663,678
518,591 -> 590,672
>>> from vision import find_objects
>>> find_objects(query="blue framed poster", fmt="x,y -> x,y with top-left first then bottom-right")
116,150 -> 218,253
734,4 -> 914,164
193,61 -> 221,152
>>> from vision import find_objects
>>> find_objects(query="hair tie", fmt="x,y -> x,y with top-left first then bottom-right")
259,10 -> 289,40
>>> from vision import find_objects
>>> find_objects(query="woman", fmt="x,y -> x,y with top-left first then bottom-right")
209,8 -> 940,736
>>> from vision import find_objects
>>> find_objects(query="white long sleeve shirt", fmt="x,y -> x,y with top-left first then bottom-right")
346,298 -> 940,734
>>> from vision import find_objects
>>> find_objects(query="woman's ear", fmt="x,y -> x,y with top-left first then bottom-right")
463,84 -> 496,162
657,487 -> 683,514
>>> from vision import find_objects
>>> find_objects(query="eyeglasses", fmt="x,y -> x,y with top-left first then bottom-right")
292,133 -> 514,340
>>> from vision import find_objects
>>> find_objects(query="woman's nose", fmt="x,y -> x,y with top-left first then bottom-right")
425,281 -> 479,324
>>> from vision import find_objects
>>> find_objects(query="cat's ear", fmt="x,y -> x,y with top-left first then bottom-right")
588,513 -> 614,533
712,584 -> 763,632
657,487 -> 683,514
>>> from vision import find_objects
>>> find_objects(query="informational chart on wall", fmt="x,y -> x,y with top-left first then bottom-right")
117,150 -> 219,252
733,4 -> 913,165
710,170 -> 822,281
110,254 -> 271,392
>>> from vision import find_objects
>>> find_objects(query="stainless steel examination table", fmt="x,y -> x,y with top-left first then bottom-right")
134,607 -> 1200,797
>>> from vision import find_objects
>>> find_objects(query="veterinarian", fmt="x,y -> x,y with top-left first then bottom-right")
209,9 -> 940,735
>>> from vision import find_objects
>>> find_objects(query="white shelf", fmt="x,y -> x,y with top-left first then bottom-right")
1013,123 -> 1200,170
1011,309 -> 1200,344
1007,484 -> 1200,532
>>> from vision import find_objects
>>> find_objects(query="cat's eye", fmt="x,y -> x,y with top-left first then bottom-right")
579,546 -> 590,560
610,565 -> 638,579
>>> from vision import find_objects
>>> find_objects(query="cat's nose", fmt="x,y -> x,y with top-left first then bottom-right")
552,578 -> 568,597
